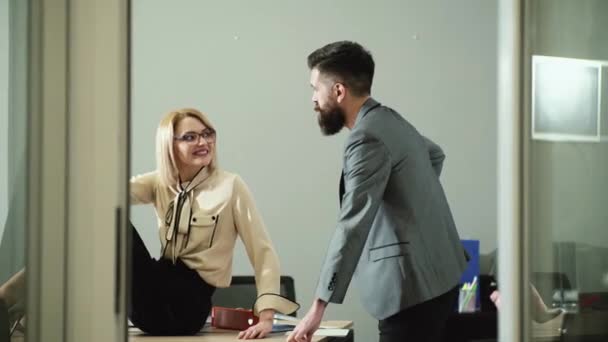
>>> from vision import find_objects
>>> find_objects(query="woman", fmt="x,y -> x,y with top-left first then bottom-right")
129,108 -> 297,338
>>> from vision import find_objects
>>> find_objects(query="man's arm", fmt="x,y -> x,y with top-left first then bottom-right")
316,133 -> 391,304
424,136 -> 445,177
288,134 -> 390,342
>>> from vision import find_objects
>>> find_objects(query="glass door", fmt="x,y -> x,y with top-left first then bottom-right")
523,1 -> 608,341
1,0 -> 29,340
1,0 -> 130,341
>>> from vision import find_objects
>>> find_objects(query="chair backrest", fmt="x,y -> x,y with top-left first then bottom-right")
531,272 -> 571,306
212,275 -> 297,316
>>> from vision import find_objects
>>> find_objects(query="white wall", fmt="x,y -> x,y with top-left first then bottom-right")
131,1 -> 498,341
0,0 -> 10,238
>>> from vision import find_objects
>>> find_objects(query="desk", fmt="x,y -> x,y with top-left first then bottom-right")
531,313 -> 563,342
129,320 -> 353,342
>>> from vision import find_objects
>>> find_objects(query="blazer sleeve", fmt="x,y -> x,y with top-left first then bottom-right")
315,133 -> 391,304
232,175 -> 299,315
423,136 -> 445,177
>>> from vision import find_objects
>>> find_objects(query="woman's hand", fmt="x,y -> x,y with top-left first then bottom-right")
238,309 -> 274,339
490,290 -> 501,309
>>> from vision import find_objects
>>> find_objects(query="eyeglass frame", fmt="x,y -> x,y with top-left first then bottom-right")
173,128 -> 216,144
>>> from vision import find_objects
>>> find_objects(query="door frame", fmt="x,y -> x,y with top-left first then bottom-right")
497,0 -> 529,341
25,0 -> 130,341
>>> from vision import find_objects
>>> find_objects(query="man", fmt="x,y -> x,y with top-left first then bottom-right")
288,41 -> 468,342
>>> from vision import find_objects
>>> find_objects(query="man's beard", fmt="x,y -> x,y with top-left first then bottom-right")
316,103 -> 346,136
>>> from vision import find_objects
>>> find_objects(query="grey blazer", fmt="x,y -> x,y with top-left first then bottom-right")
315,98 -> 468,320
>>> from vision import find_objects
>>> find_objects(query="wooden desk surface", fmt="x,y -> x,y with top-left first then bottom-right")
129,320 -> 353,342
8,320 -> 352,342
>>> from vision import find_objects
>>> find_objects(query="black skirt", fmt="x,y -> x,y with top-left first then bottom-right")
129,223 -> 215,335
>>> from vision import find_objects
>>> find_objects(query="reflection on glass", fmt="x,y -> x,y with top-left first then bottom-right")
527,1 -> 608,341
532,55 -> 608,142
0,0 -> 29,340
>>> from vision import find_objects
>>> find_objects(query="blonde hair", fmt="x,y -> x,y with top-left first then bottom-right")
156,108 -> 218,188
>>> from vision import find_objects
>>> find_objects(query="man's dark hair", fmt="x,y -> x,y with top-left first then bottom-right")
307,41 -> 375,97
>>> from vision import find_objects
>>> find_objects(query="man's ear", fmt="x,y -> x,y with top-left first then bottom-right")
334,83 -> 347,103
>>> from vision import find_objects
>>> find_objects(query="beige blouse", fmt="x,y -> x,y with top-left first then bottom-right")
130,167 -> 297,315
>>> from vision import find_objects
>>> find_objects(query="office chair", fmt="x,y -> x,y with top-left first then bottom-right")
531,272 -> 571,307
212,276 -> 297,316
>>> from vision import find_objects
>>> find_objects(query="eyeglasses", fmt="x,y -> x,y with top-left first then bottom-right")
174,129 -> 216,144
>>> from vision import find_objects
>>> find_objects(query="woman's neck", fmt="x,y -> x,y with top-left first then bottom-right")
179,166 -> 202,183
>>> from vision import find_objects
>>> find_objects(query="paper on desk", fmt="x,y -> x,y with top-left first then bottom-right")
271,324 -> 293,333
284,328 -> 349,337
313,329 -> 350,337
274,313 -> 335,329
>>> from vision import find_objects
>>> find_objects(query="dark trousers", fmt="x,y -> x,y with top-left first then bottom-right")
0,299 -> 8,342
378,286 -> 459,342
129,223 -> 215,335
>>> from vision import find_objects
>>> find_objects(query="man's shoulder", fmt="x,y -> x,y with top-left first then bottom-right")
343,125 -> 388,157
352,105 -> 409,138
348,105 -> 423,155
359,104 -> 407,129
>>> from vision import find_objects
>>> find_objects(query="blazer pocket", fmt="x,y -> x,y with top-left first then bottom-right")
190,214 -> 219,248
369,242 -> 409,262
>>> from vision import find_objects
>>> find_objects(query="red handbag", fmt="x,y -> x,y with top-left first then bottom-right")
210,306 -> 259,331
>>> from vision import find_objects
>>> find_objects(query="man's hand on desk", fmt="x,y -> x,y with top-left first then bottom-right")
238,309 -> 274,339
287,298 -> 327,342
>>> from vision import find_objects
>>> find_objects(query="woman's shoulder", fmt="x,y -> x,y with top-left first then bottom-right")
130,170 -> 160,184
211,168 -> 245,186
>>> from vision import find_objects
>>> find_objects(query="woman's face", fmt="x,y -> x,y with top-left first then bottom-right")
173,116 -> 215,174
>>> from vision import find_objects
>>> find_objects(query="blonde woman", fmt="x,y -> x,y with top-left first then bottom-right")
129,108 -> 297,338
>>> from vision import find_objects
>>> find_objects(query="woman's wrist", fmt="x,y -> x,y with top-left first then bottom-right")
258,309 -> 275,322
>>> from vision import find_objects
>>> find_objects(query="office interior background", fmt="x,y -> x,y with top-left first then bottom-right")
1,0 -> 608,341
